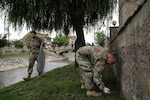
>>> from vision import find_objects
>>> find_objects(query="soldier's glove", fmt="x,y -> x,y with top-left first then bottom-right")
103,87 -> 110,94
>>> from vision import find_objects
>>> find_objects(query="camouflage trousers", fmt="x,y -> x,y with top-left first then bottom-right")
28,53 -> 38,74
76,53 -> 96,90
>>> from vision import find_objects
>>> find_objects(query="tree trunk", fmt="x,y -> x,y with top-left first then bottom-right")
74,25 -> 85,52
73,15 -> 86,67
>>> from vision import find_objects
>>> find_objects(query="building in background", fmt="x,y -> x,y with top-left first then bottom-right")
22,32 -> 51,49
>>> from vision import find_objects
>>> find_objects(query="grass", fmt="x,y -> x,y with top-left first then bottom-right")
0,54 -> 28,59
0,63 -> 125,100
0,52 -> 52,59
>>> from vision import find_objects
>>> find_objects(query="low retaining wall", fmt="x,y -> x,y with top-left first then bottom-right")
0,48 -> 28,55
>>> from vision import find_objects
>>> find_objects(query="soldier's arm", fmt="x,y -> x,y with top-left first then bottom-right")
40,38 -> 45,48
93,60 -> 106,90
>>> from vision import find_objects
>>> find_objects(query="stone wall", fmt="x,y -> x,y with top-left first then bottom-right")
109,0 -> 150,100
119,0 -> 144,28
0,48 -> 28,55
0,45 -> 29,55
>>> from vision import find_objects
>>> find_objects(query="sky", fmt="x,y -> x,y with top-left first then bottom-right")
0,19 -> 97,43
0,3 -> 118,44
0,19 -> 29,40
0,17 -> 118,44
0,19 -> 96,43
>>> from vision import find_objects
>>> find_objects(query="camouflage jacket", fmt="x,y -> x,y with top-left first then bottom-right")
76,46 -> 108,90
30,36 -> 42,55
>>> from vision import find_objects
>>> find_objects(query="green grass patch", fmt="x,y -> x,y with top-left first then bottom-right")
0,53 -> 52,59
0,63 -> 125,100
0,54 -> 28,59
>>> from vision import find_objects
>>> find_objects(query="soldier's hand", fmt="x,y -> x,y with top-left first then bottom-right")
103,87 -> 110,94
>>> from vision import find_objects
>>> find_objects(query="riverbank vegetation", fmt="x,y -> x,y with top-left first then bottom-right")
0,54 -> 28,59
0,63 -> 125,100
0,52 -> 53,59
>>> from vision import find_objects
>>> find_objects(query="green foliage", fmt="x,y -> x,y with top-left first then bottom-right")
12,40 -> 23,48
53,34 -> 69,46
0,63 -> 125,100
0,0 -> 117,53
21,49 -> 25,54
0,0 -> 117,31
0,53 -> 51,59
0,54 -> 28,59
24,34 -> 32,49
95,31 -> 106,47
0,34 -> 8,48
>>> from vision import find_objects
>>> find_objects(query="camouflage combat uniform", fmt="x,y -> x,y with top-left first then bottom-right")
76,46 -> 108,91
28,36 -> 42,74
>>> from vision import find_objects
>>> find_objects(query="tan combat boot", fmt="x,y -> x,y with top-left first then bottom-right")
37,72 -> 41,78
86,90 -> 102,96
23,74 -> 31,81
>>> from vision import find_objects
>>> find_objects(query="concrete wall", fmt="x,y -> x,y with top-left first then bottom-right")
109,0 -> 150,100
119,0 -> 144,28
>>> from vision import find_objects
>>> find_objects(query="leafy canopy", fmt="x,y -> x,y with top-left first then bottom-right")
0,0 -> 117,33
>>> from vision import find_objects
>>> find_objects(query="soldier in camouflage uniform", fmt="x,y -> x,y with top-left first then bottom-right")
76,46 -> 117,96
23,31 -> 43,81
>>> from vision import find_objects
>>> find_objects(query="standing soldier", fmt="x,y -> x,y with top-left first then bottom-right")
23,31 -> 44,81
76,46 -> 117,96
